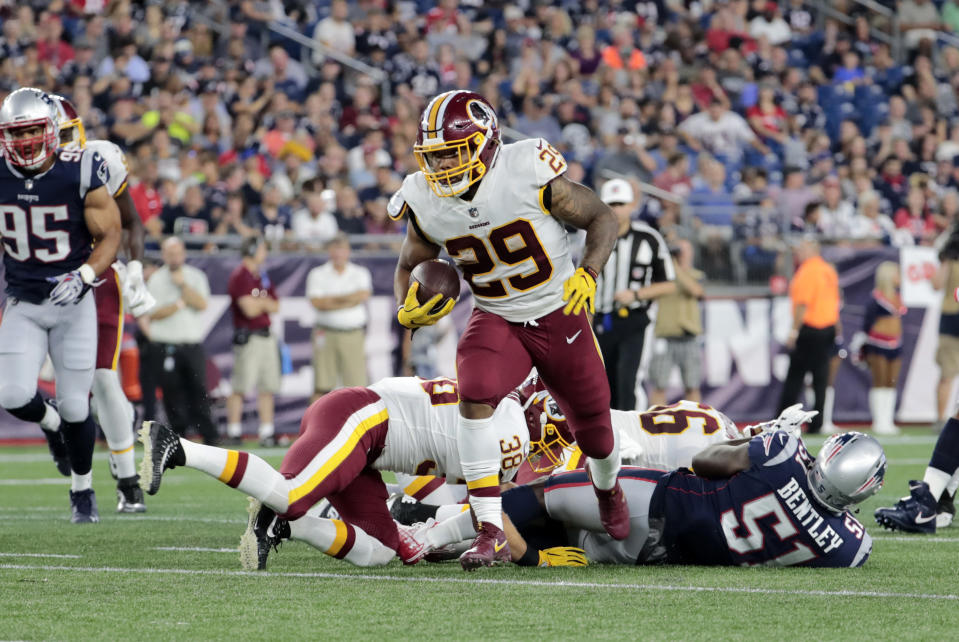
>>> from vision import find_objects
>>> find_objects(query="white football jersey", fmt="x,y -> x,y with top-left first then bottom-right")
369,377 -> 530,483
86,139 -> 129,197
394,138 -> 574,323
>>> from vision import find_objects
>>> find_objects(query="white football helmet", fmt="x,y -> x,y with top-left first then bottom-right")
807,431 -> 886,514
0,88 -> 60,171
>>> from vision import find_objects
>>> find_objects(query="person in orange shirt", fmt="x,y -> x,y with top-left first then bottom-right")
601,25 -> 647,71
777,238 -> 840,433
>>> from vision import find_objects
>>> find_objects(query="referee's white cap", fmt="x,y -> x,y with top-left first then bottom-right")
599,178 -> 634,205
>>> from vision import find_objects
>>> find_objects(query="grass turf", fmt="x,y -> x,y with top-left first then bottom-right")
2,431 -> 959,640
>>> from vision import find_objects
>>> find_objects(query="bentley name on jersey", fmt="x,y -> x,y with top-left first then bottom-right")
369,377 -> 530,482
0,148 -> 108,303
392,138 -> 574,322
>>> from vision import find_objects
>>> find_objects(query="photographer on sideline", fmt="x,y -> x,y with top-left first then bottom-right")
933,226 -> 959,425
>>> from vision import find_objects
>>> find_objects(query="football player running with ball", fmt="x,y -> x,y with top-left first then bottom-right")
52,94 -> 154,514
390,90 -> 624,570
0,88 -> 121,522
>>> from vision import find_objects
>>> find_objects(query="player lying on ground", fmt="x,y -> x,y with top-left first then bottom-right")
395,402 -> 826,564
140,376 -> 580,570
406,416 -> 884,567
875,408 -> 959,533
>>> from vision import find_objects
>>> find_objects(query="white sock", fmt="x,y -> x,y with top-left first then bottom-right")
587,428 -> 621,491
947,470 -> 959,497
110,448 -> 137,479
71,471 -> 92,492
868,388 -> 881,429
427,508 -> 477,548
435,503 -> 471,521
883,388 -> 898,427
258,423 -> 274,439
289,516 -> 395,567
457,414 -> 503,528
40,402 -> 60,432
227,423 -> 242,438
823,386 -> 835,426
180,439 -> 289,510
924,467 -> 952,501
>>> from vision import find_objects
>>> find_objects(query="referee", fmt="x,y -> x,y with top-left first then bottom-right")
593,179 -> 676,410
777,237 -> 840,433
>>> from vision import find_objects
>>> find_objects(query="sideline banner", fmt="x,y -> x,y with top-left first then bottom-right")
0,246 -> 943,439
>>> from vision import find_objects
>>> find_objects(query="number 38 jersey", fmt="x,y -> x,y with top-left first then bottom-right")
369,377 -> 530,483
652,430 -> 873,567
0,149 -> 108,303
393,138 -> 575,323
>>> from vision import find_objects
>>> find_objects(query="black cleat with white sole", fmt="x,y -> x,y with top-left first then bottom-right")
70,489 -> 100,524
137,421 -> 185,495
239,497 -> 290,571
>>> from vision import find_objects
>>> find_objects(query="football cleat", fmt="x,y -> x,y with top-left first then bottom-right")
239,497 -> 289,571
137,421 -> 185,495
42,428 -> 70,477
116,476 -> 146,513
69,489 -> 100,524
937,491 -> 955,529
396,518 -> 438,565
595,482 -> 631,540
874,480 -> 938,534
459,522 -> 511,571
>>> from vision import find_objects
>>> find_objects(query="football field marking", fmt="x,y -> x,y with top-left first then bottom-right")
153,547 -> 238,553
0,553 -> 81,559
1,563 -> 957,601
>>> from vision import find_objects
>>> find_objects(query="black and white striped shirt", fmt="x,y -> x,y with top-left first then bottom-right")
595,221 -> 675,315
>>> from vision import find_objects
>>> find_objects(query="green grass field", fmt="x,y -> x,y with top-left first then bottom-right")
2,431 -> 959,641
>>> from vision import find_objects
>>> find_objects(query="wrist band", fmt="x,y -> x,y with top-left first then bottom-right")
78,263 -> 96,285
516,546 -> 539,566
583,266 -> 598,281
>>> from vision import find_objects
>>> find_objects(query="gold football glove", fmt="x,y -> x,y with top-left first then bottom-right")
538,546 -> 588,567
562,267 -> 597,316
396,281 -> 455,329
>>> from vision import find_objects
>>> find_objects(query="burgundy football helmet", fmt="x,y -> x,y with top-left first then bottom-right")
50,94 -> 86,149
514,374 -> 575,474
414,90 -> 500,197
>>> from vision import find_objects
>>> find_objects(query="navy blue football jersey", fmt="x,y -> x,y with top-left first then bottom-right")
0,148 -> 108,303
651,430 -> 873,567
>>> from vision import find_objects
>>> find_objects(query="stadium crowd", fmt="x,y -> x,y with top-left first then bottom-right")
4,0 -> 959,282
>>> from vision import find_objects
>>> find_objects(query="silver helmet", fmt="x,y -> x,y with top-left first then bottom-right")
0,87 -> 60,171
807,432 -> 886,514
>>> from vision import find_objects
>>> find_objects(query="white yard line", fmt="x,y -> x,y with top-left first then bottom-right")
153,547 -> 237,553
0,553 -> 81,559
0,478 -> 71,485
873,535 -> 959,543
0,563 -> 955,601
7,514 -> 244,524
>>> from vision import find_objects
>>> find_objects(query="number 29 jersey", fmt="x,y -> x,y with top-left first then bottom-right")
369,377 -> 530,483
651,430 -> 873,567
0,149 -> 108,303
394,138 -> 574,323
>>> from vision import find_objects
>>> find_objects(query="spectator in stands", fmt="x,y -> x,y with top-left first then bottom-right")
747,83 -> 788,149
292,184 -> 339,247
778,166 -> 819,231
648,240 -> 705,406
850,190 -> 895,244
305,234 -> 372,402
313,0 -> 356,61
225,237 -> 281,447
146,237 -> 219,445
653,152 -> 692,200
593,127 -> 656,184
899,0 -> 943,51
778,237 -> 841,434
679,97 -> 770,167
162,183 -> 211,236
749,2 -> 792,46
895,187 -> 937,244
214,191 -> 257,238
820,175 -> 856,239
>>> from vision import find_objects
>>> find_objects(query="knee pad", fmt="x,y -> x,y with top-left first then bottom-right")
57,396 -> 90,424
0,384 -> 34,411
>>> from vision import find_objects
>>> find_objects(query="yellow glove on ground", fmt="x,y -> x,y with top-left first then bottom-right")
562,267 -> 597,315
538,546 -> 588,567
396,281 -> 455,329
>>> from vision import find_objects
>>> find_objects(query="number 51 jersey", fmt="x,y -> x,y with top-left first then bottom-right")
651,430 -> 873,567
0,149 -> 108,303
393,138 -> 575,323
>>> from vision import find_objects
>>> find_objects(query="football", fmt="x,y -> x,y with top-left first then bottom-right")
410,259 -> 460,313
